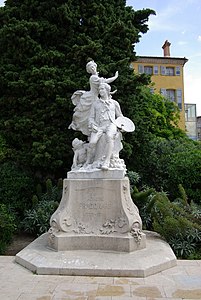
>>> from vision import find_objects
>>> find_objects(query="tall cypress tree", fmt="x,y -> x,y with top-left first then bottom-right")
0,0 -> 156,179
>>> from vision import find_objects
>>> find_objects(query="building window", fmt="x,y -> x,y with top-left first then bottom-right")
160,88 -> 183,110
153,65 -> 159,75
176,89 -> 182,110
166,67 -> 174,76
166,89 -> 175,101
175,66 -> 181,76
160,66 -> 181,76
185,104 -> 196,121
160,66 -> 166,75
138,64 -> 144,74
144,66 -> 153,75
138,64 -> 159,75
185,104 -> 197,140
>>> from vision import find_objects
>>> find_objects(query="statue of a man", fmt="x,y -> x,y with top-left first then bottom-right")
86,82 -> 123,170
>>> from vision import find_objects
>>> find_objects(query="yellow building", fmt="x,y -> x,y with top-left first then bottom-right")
132,40 -> 188,130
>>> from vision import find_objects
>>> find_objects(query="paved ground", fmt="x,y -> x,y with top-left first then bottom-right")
1,256 -> 201,300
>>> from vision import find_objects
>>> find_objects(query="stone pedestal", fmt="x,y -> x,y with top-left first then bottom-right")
15,172 -> 177,278
48,174 -> 146,252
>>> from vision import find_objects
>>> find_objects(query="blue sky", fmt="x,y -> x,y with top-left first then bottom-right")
1,0 -> 201,115
127,0 -> 201,116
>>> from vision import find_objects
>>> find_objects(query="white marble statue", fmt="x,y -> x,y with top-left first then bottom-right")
68,60 -> 118,136
71,138 -> 88,170
69,61 -> 135,172
47,63 -> 144,253
85,82 -> 124,170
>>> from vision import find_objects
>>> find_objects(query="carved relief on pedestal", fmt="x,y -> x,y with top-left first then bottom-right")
130,222 -> 143,244
73,222 -> 94,234
100,216 -> 128,235
123,182 -> 138,216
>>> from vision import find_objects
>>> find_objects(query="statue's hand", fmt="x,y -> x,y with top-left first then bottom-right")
92,124 -> 98,132
89,123 -> 98,132
115,71 -> 119,78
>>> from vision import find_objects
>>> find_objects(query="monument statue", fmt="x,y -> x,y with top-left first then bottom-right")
15,61 -> 177,277
48,61 -> 146,252
68,61 -> 135,173
69,60 -> 118,136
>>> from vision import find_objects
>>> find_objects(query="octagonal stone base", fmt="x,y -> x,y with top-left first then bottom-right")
15,231 -> 177,277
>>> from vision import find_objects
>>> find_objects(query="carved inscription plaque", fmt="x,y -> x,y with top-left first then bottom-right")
73,183 -> 115,228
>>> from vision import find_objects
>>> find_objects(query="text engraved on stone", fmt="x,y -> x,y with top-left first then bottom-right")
80,202 -> 111,210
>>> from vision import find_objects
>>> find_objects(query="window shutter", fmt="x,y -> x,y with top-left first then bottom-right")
176,89 -> 182,110
160,88 -> 167,96
153,65 -> 159,75
175,66 -> 181,76
160,66 -> 166,75
138,65 -> 144,74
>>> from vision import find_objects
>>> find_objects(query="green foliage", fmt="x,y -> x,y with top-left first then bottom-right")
169,229 -> 201,258
23,199 -> 58,236
133,136 -> 201,204
168,146 -> 201,203
0,0 -> 156,180
0,161 -> 34,220
128,175 -> 155,230
127,170 -> 140,192
23,179 -> 61,235
0,134 -> 10,163
150,193 -> 201,258
0,204 -> 16,254
131,173 -> 201,259
1,1 -> 199,247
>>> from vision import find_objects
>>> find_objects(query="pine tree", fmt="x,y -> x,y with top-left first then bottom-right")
0,0 -> 156,179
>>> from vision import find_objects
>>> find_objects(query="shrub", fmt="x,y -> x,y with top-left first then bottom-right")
0,135 -> 9,163
134,137 -> 201,204
0,162 -> 34,221
23,179 -> 62,235
130,173 -> 201,259
0,204 -> 16,254
168,149 -> 201,203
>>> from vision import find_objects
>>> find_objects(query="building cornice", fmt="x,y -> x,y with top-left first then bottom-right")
135,56 -> 188,66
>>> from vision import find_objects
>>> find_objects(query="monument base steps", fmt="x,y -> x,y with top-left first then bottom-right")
15,231 -> 177,277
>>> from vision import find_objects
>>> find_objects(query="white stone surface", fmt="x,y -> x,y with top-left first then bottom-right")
69,61 -> 119,137
15,231 -> 177,277
48,177 -> 145,252
67,168 -> 126,179
115,116 -> 135,132
68,61 -> 135,172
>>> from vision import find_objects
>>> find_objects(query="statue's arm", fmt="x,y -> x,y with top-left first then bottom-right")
104,71 -> 118,84
72,150 -> 78,168
71,90 -> 85,105
115,100 -> 123,118
88,103 -> 98,132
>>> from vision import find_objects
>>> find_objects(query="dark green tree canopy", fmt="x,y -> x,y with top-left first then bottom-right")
0,0 -> 182,180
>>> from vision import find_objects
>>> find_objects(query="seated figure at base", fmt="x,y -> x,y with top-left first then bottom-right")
69,62 -> 135,172
85,82 -> 124,170
71,138 -> 88,170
